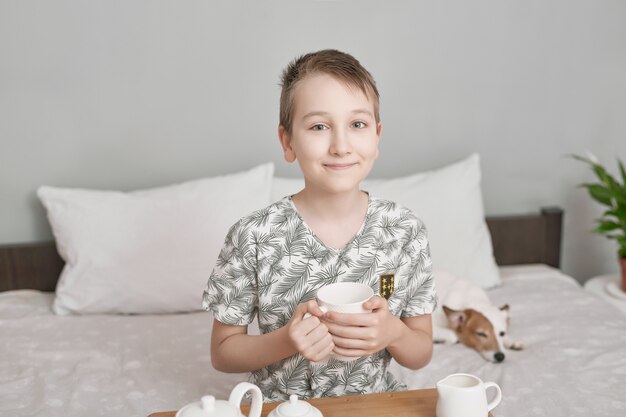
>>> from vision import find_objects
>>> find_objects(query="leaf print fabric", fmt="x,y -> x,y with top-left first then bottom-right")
203,195 -> 437,402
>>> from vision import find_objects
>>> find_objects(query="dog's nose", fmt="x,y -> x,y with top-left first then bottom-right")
494,352 -> 505,363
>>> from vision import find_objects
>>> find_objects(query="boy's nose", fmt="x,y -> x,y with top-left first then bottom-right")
329,129 -> 351,156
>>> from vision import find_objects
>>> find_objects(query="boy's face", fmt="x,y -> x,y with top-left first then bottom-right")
279,73 -> 381,195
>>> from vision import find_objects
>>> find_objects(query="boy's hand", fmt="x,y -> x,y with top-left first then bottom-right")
323,296 -> 402,358
286,300 -> 335,362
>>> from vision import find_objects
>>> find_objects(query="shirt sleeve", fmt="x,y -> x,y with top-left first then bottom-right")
402,219 -> 438,317
202,218 -> 259,325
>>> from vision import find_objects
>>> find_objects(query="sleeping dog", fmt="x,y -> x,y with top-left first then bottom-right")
432,270 -> 524,363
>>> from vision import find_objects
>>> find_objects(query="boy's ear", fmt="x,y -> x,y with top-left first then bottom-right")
375,122 -> 382,159
278,125 -> 296,163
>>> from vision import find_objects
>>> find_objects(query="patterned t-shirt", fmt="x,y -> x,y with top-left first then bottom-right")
202,195 -> 437,401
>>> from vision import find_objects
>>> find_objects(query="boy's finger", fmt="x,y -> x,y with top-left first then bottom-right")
290,303 -> 305,323
307,323 -> 331,343
332,345 -> 367,358
324,311 -> 368,326
293,300 -> 321,323
331,334 -> 366,350
307,334 -> 334,362
313,333 -> 334,355
362,295 -> 386,310
299,316 -> 323,335
326,320 -> 367,339
305,300 -> 325,317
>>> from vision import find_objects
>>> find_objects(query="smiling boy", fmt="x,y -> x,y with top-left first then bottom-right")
203,49 -> 436,401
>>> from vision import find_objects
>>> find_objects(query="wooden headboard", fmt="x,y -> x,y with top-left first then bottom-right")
486,206 -> 563,268
0,206 -> 563,292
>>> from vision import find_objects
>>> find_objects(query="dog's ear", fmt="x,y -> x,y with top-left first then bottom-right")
500,304 -> 510,325
443,306 -> 467,331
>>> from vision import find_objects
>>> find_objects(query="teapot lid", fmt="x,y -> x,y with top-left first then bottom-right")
274,395 -> 315,417
177,395 -> 238,417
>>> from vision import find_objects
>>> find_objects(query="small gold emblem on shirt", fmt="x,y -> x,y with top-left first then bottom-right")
379,273 -> 395,300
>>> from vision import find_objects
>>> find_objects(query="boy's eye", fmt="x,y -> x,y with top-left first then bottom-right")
352,121 -> 367,129
311,124 -> 328,131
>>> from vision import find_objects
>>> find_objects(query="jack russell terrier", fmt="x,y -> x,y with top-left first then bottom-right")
432,270 -> 524,363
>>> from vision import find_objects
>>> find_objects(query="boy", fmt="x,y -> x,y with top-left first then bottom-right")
203,49 -> 436,401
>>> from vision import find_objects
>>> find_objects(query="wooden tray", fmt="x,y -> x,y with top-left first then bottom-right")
148,388 -> 494,417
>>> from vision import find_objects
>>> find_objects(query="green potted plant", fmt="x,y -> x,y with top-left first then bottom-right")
572,152 -> 626,291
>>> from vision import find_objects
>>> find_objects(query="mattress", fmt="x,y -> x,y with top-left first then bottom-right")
392,265 -> 626,416
1,265 -> 625,417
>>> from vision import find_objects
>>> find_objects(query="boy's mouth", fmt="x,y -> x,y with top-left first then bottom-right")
324,163 -> 357,170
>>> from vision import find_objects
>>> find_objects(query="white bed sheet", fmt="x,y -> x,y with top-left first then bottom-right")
1,265 -> 625,417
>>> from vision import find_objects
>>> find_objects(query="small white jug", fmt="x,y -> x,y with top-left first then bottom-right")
176,382 -> 263,417
436,373 -> 501,417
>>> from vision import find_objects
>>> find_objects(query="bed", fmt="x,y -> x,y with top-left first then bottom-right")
2,158 -> 626,417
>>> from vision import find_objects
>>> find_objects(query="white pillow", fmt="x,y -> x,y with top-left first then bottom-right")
271,177 -> 305,202
272,154 -> 500,288
38,163 -> 274,315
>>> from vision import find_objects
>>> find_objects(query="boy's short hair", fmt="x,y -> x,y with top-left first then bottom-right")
279,49 -> 380,133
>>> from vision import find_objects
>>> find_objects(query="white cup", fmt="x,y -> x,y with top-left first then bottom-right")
316,282 -> 374,314
306,282 -> 374,361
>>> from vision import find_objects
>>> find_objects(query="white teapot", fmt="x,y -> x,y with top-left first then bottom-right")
176,382 -> 263,417
268,395 -> 323,417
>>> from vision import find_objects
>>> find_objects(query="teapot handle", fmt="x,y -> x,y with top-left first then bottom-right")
229,382 -> 263,417
484,382 -> 502,412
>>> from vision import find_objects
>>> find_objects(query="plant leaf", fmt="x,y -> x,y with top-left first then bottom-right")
604,209 -> 626,224
593,221 -> 621,233
592,163 -> 618,187
583,184 -> 613,206
604,174 -> 626,203
619,159 -> 626,188
615,195 -> 626,206
569,154 -> 593,164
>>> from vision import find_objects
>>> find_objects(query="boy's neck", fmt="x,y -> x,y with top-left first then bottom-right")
292,187 -> 368,221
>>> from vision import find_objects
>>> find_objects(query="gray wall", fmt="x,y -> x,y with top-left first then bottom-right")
1,0 -> 625,283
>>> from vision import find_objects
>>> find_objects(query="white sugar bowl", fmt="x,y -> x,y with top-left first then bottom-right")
267,395 -> 323,417
176,382 -> 263,417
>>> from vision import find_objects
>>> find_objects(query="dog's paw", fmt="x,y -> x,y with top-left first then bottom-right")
432,327 -> 459,345
506,341 -> 525,351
